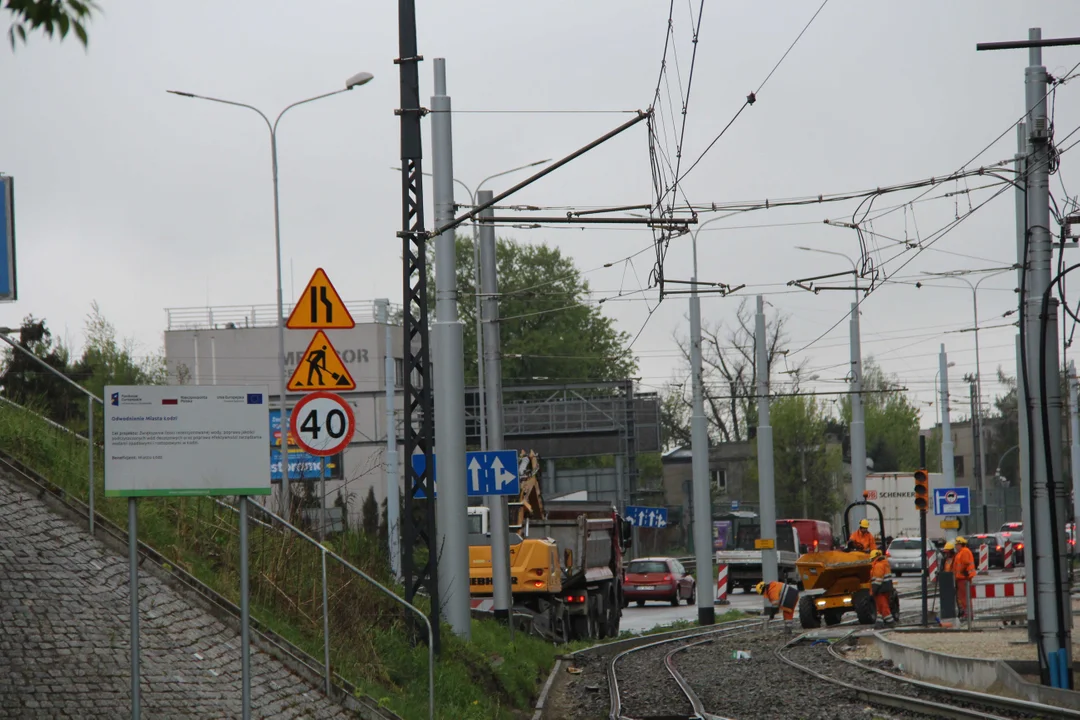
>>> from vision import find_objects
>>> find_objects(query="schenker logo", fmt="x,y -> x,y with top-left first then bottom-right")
879,491 -> 916,498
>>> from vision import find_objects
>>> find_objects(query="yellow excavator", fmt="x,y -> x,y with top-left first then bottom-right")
467,450 -> 631,642
795,494 -> 899,628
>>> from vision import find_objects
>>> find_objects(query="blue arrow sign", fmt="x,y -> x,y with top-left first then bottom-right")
933,486 -> 970,516
624,505 -> 668,529
411,450 -> 520,498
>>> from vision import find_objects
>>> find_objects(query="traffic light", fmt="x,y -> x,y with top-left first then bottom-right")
913,469 -> 929,512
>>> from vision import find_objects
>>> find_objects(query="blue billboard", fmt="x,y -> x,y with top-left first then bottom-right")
270,409 -> 339,482
0,176 -> 16,302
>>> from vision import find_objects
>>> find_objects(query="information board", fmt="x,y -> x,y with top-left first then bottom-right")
104,385 -> 271,497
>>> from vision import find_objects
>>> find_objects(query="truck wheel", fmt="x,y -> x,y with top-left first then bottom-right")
854,590 -> 875,625
571,612 -> 594,640
798,595 -> 820,629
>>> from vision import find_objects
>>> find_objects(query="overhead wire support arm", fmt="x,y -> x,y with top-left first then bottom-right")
477,215 -> 694,226
977,37 -> 1080,51
426,110 -> 651,239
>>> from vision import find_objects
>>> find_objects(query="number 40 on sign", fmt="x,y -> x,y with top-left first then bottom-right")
290,391 -> 355,457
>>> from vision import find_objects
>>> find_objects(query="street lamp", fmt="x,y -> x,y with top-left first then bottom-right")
168,72 -> 375,518
995,444 -> 1020,484
922,268 -> 1012,532
389,159 -> 551,450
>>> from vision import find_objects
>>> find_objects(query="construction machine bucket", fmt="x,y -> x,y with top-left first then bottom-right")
796,549 -> 872,596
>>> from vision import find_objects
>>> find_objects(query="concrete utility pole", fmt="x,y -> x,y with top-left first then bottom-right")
478,189 -> 514,628
965,374 -> 984,526
939,346 -> 956,486
689,219 -> 716,621
377,299 -> 402,581
1020,28 -> 1071,685
755,296 -> 778,584
430,58 -> 470,639
850,301 -> 867,523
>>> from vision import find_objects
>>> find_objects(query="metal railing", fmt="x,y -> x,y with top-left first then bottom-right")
165,300 -> 402,331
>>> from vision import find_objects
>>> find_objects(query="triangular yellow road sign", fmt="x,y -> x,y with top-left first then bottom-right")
286,268 -> 355,329
287,331 -> 356,391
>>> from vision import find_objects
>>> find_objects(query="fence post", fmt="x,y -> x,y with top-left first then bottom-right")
88,396 -> 94,535
321,546 -> 331,695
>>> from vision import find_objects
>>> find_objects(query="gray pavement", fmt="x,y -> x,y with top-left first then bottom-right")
0,470 -> 352,719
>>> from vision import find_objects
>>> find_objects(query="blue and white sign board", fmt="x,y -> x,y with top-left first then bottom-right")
731,500 -> 740,510
411,450 -> 519,498
934,487 -> 970,516
269,409 -> 337,481
625,505 -> 668,529
0,176 -> 16,302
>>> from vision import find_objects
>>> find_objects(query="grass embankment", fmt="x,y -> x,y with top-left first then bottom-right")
0,401 -> 557,719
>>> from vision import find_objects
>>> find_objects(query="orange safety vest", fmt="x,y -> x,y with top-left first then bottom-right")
943,553 -> 955,574
849,529 -> 876,552
870,558 -> 894,595
953,546 -> 976,581
764,581 -> 798,610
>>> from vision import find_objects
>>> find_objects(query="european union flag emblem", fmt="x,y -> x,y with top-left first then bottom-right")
111,392 -> 119,406
247,393 -> 264,404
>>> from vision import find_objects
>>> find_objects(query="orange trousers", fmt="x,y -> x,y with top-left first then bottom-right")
956,578 -> 971,616
874,592 -> 891,620
780,607 -> 793,621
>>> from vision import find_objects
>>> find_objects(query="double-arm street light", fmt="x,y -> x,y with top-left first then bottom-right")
168,72 -> 375,517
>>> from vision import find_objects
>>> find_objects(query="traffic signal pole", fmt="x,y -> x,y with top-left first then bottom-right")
918,436 -> 928,627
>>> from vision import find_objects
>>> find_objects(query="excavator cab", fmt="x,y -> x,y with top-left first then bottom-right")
794,494 -> 898,628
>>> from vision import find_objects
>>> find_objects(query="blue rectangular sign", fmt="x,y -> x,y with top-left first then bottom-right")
934,487 -> 970,516
625,505 -> 668,529
0,176 -> 16,302
411,450 -> 520,498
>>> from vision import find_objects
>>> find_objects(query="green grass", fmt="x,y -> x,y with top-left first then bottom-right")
0,400 -> 558,719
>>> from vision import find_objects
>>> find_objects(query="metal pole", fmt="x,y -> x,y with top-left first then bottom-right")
270,128 -> 292,521
430,58 -> 470,638
473,215 -> 487,453
920,435 -> 929,627
755,296 -> 778,584
321,548 -> 331,695
1023,27 -> 1071,685
801,448 -> 808,519
88,396 -> 95,535
939,346 -> 956,486
128,498 -> 140,720
971,283 -> 989,533
239,498 -> 251,720
1070,361 -> 1080,543
689,226 -> 715,623
377,299 -> 402,581
479,189 -> 514,633
319,456 -> 327,541
850,301 -> 867,524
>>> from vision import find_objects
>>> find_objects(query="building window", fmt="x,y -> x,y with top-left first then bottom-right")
394,358 -> 403,388
712,469 -> 727,492
954,456 -> 965,478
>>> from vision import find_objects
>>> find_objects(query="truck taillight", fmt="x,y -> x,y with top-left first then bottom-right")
564,594 -> 586,603
532,581 -> 544,588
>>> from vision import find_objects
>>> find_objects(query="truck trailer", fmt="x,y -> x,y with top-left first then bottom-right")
862,472 -> 949,542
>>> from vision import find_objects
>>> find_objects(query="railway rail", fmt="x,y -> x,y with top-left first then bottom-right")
587,591 -> 1075,720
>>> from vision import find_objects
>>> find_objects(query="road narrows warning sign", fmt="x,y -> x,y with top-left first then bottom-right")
287,331 -> 356,391
286,268 -> 355,329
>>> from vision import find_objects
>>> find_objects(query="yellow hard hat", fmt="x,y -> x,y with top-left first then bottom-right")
859,519 -> 870,529
955,536 -> 968,545
754,581 -> 766,595
870,549 -> 883,560
943,542 -> 955,551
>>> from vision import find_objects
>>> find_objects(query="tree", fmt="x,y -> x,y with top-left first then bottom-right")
745,394 -> 844,519
839,358 -> 921,472
72,301 -> 166,401
664,298 -> 804,446
0,315 -> 82,424
361,486 -> 379,537
5,0 -> 98,49
429,235 -> 637,386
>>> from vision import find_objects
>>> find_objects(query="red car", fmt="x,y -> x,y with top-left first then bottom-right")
622,557 -> 696,607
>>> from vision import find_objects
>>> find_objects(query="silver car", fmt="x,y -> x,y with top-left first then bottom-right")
887,537 -> 938,577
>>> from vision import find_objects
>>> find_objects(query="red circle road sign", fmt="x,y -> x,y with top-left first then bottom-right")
289,391 -> 355,456
945,490 -> 958,503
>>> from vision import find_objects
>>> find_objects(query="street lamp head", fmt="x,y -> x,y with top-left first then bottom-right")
346,72 -> 375,90
166,90 -> 195,98
947,361 -> 956,368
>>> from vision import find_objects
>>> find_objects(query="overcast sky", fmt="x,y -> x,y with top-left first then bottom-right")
2,1 -> 1079,434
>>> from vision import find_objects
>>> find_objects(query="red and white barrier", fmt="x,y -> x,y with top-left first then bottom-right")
926,549 -> 939,582
714,563 -> 730,605
977,544 -> 990,575
972,581 -> 1026,598
470,598 -> 495,612
1003,540 -> 1014,570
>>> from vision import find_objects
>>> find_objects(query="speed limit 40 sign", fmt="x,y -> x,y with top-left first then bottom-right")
290,391 -> 355,456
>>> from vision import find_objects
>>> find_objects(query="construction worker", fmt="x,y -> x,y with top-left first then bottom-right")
953,536 -> 976,619
849,519 -> 876,553
942,542 -> 956,574
755,580 -> 799,634
869,549 -> 895,626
